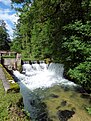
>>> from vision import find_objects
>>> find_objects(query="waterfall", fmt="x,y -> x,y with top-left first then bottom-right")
13,62 -> 80,120
13,63 -> 77,91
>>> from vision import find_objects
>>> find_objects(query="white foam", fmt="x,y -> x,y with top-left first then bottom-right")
13,63 -> 77,91
13,70 -> 25,80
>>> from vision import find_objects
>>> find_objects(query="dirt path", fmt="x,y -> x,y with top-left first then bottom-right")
0,67 -> 10,92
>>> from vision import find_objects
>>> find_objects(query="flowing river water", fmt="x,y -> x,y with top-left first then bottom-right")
13,62 -> 91,121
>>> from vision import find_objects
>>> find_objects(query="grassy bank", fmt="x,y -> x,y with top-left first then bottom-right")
0,79 -> 30,121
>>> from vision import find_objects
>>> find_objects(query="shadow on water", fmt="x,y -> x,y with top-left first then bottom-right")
29,98 -> 48,121
57,110 -> 75,121
15,79 -> 50,121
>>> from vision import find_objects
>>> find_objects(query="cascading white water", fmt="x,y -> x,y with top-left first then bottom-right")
13,63 -> 77,91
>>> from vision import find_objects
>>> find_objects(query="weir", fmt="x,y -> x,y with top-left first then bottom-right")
14,63 -> 77,90
13,62 -> 91,121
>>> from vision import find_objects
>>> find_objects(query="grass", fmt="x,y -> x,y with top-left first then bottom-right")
0,79 -> 30,121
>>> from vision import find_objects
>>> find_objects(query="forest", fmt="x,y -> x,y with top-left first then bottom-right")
0,20 -> 10,50
0,0 -> 91,92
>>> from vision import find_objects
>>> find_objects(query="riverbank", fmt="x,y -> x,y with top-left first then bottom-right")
0,79 -> 30,121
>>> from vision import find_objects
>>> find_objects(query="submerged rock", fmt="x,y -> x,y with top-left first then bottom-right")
80,93 -> 90,99
57,110 -> 75,121
60,100 -> 67,107
49,94 -> 59,98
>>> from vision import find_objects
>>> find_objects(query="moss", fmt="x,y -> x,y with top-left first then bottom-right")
7,83 -> 20,93
17,65 -> 22,72
44,58 -> 52,64
0,64 -> 19,92
22,58 -> 31,61
0,64 -> 3,67
2,55 -> 15,58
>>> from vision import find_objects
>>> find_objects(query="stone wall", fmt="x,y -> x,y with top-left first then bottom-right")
0,51 -> 21,70
3,57 -> 21,70
3,58 -> 16,70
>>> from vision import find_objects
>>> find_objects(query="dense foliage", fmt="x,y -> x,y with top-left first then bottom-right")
0,20 -> 10,50
11,0 -> 91,91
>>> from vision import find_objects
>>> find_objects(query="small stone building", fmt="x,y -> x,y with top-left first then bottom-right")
0,51 -> 21,70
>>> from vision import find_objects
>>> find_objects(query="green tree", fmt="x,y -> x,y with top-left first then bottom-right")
11,0 -> 91,91
11,3 -> 32,58
60,0 -> 91,91
0,20 -> 10,50
62,21 -> 91,91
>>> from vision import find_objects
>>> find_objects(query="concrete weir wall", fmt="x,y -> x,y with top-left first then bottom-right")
0,51 -> 21,70
4,58 -> 17,70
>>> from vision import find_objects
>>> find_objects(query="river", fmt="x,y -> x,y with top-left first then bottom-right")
13,62 -> 91,121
